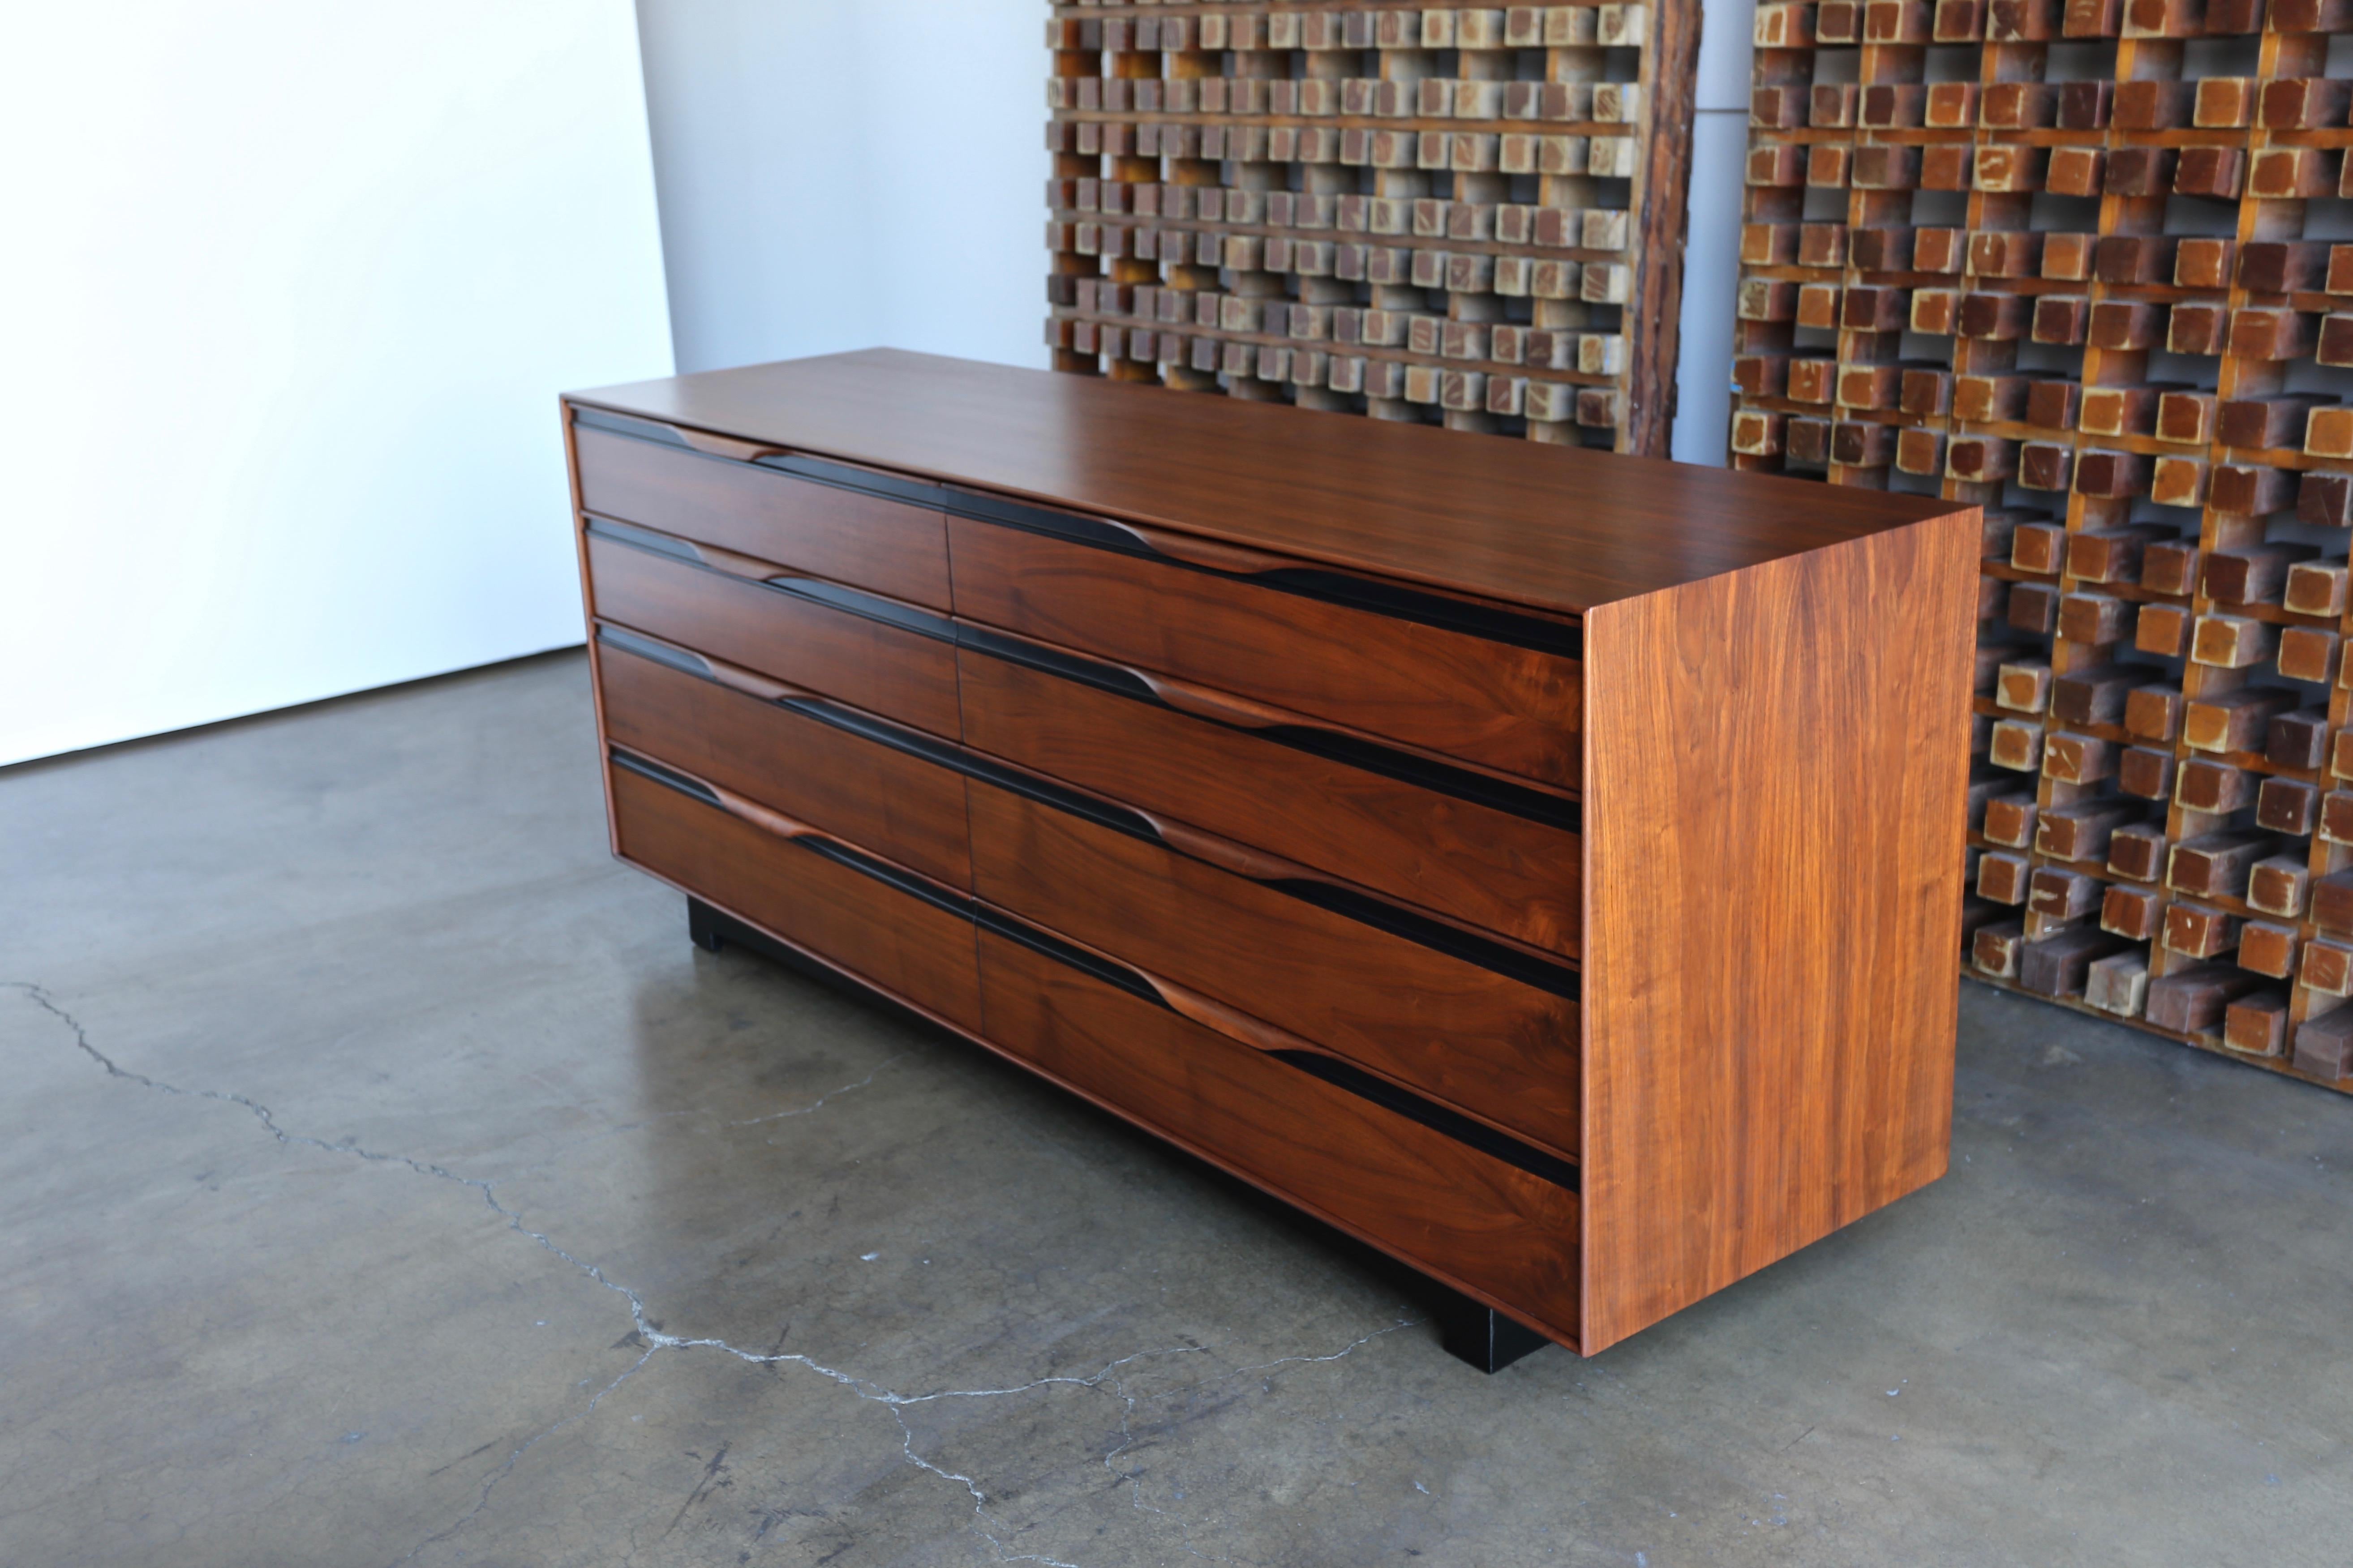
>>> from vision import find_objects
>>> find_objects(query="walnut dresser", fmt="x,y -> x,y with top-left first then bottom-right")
561,349 -> 1980,1367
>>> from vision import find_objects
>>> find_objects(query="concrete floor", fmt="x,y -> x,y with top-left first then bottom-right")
4,652 -> 2351,1568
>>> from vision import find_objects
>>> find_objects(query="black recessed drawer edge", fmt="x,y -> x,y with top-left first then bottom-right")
974,908 -> 1578,1194
951,621 -> 1580,837
1269,1051 -> 1582,1193
600,628 -> 1578,1004
570,404 -> 1579,660
612,748 -> 965,917
571,405 -> 945,508
945,485 -> 1582,661
624,748 -> 1577,1191
586,517 -> 955,643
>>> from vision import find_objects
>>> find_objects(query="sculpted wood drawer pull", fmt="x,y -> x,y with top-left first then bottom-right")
1134,809 -> 1320,886
971,907 -> 1582,1194
697,659 -> 804,705
1143,966 -> 1318,1058
1107,518 -> 1298,577
613,753 -> 854,860
672,426 -> 789,463
575,404 -> 790,463
949,488 -> 1585,659
1129,668 -> 1303,731
708,781 -> 823,843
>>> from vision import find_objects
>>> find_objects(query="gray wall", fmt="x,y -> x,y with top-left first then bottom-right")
1678,0 -> 1756,464
635,0 -> 1049,374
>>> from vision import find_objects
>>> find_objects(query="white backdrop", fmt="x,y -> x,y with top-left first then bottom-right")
0,2 -> 673,766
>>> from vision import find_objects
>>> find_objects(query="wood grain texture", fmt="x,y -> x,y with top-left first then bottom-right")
585,531 -> 960,739
977,930 -> 1582,1346
574,424 -> 951,609
966,778 -> 1581,1159
1624,0 -> 1703,455
607,761 -> 982,1032
955,646 -> 1581,959
1578,509 -> 1979,1353
1040,0 -> 1698,461
569,350 -> 1960,617
949,516 -> 1584,789
598,640 -> 971,890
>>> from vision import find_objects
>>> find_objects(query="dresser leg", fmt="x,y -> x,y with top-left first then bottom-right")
687,897 -> 727,953
1432,1289 -> 1550,1374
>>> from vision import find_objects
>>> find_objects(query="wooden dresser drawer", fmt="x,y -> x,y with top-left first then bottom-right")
947,505 -> 1584,788
585,520 -> 960,739
608,752 -> 981,1031
597,628 -> 972,890
966,778 -> 1581,1157
573,415 -> 951,609
570,350 -> 1980,1359
955,629 -> 1581,959
977,927 -> 1580,1342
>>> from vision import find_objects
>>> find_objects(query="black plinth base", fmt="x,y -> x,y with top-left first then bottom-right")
687,896 -> 731,954
689,898 -> 945,1033
1429,1288 -> 1552,1373
687,895 -> 1554,1375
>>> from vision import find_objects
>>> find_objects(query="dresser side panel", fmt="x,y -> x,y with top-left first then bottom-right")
1579,510 -> 1979,1353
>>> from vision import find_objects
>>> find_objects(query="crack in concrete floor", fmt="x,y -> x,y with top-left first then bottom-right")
723,1057 -> 908,1128
7,980 -> 1411,1567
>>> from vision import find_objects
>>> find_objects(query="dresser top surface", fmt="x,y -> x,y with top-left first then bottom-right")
569,349 -> 1966,616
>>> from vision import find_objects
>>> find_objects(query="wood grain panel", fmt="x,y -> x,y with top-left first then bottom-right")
956,646 -> 1581,959
608,761 -> 981,1032
1579,511 -> 1978,1354
977,930 -> 1581,1345
1623,0 -> 1703,457
573,424 -> 950,609
966,778 -> 1580,1157
567,351 -> 1958,617
598,639 -> 970,889
585,531 -> 959,739
950,517 -> 1584,788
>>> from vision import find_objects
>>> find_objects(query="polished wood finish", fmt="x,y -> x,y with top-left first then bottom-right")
584,530 -> 959,738
565,351 -> 1975,1358
949,517 -> 1584,788
977,931 -> 1582,1343
597,638 -> 971,890
966,779 -> 1580,1158
606,762 -> 981,1032
1580,512 -> 1980,1353
571,351 -> 1956,616
955,646 -> 1581,959
575,424 -> 950,609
